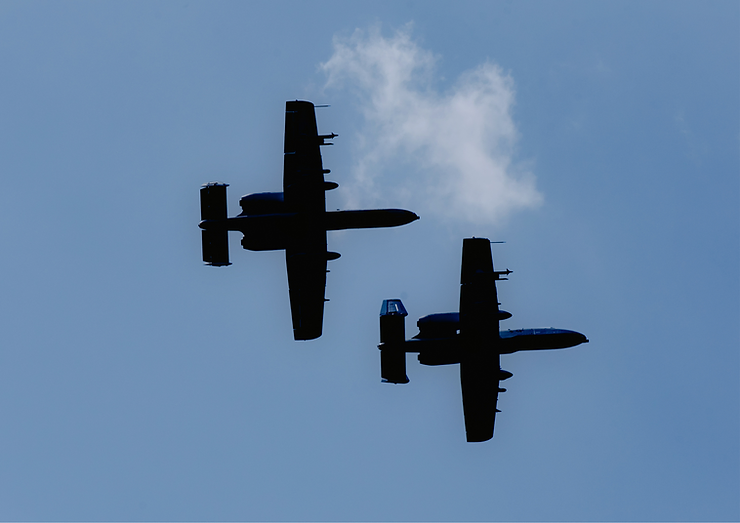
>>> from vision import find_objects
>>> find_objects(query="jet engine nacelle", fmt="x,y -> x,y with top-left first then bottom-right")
414,310 -> 511,339
415,312 -> 459,339
239,192 -> 286,216
239,214 -> 296,251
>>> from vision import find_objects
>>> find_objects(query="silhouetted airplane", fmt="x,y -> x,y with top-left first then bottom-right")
377,238 -> 588,442
199,101 -> 419,341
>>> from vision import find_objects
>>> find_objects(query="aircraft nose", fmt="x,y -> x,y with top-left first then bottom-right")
389,209 -> 419,227
403,211 -> 420,224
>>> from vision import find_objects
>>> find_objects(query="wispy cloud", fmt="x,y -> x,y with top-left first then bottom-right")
321,25 -> 542,225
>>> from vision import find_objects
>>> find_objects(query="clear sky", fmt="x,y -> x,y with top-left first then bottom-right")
0,1 -> 737,521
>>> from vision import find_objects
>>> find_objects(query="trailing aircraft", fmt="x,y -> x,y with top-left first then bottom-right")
377,238 -> 588,442
199,100 -> 418,341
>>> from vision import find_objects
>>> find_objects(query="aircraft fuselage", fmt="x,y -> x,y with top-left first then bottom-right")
199,195 -> 418,252
383,326 -> 588,365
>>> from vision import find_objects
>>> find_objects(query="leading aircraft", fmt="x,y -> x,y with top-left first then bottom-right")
199,101 -> 418,341
377,238 -> 588,442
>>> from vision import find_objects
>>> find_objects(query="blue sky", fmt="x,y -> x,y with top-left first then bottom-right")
0,1 -> 737,520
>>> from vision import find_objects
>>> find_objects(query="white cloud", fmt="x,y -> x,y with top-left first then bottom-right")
321,25 -> 542,225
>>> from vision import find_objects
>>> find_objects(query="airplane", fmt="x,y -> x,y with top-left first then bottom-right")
199,100 -> 419,341
377,238 -> 588,442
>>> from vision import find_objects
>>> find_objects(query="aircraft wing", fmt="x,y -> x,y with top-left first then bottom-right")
459,238 -> 502,442
282,101 -> 330,340
460,352 -> 501,442
459,238 -> 500,335
283,100 -> 327,213
285,231 -> 327,341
